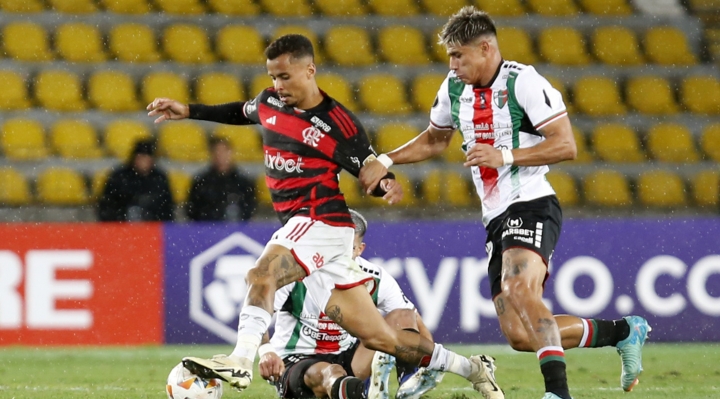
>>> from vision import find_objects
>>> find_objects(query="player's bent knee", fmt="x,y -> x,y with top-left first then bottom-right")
502,329 -> 532,351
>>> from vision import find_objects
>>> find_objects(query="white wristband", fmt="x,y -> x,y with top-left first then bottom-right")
377,153 -> 394,169
501,149 -> 514,166
258,343 -> 276,358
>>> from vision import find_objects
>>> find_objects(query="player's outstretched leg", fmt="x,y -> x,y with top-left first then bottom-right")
367,351 -> 395,399
396,367 -> 444,399
467,355 -> 503,399
616,316 -> 651,391
182,355 -> 253,391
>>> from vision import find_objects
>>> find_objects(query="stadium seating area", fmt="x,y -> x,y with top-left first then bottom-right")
0,0 -> 718,220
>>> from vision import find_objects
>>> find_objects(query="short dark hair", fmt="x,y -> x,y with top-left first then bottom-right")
438,6 -> 497,47
349,209 -> 367,239
265,34 -> 315,61
209,136 -> 230,150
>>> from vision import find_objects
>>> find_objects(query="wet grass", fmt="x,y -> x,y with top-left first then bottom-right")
0,343 -> 718,398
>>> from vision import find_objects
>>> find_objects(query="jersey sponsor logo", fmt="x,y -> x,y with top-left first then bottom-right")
507,217 -> 523,228
312,253 -> 325,268
267,96 -> 285,108
300,325 -> 348,342
302,127 -> 325,148
460,95 -> 474,104
493,89 -> 508,109
264,151 -> 304,173
266,115 -> 276,125
310,116 -> 331,133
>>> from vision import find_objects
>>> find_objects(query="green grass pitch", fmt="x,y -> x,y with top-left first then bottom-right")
1,343 -> 718,398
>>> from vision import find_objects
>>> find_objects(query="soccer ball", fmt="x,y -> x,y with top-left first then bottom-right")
166,362 -> 223,399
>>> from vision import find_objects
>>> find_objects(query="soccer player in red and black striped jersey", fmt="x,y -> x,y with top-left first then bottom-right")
147,34 -> 502,399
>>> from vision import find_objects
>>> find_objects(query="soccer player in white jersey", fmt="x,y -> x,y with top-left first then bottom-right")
257,210 -> 462,399
359,7 -> 651,399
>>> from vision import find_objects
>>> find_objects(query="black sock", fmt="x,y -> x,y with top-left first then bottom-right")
396,328 -> 420,384
331,376 -> 366,399
592,318 -> 630,347
540,361 -> 571,399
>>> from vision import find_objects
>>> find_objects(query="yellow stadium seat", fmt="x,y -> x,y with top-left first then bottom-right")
584,170 -> 632,207
497,27 -> 537,65
35,70 -> 87,111
700,124 -> 720,161
325,26 -> 376,66
429,27 -> 449,64
647,123 -> 700,163
1,119 -> 48,160
338,171 -> 366,208
37,168 -> 89,206
368,170 -> 417,206
474,0 -> 525,16
217,25 -> 266,64
378,26 -> 431,65
100,0 -> 151,13
154,0 -> 205,14
544,76 -> 572,113
374,123 -> 419,154
579,0 -> 632,15
158,121 -> 209,162
691,170 -> 719,206
573,76 -> 625,116
109,23 -> 161,62
316,74 -> 358,112
259,0 -> 311,16
546,170 -> 579,206
168,170 -> 192,203
626,76 -> 678,115
681,76 -> 720,115
0,71 -> 30,110
3,22 -> 53,61
592,26 -> 644,66
142,72 -> 190,105
50,120 -> 103,159
443,132 -> 467,163
571,126 -> 593,163
358,74 -> 412,115
423,169 -> 443,205
196,72 -> 246,105
422,0 -> 467,16
0,0 -> 44,12
591,123 -> 644,163
637,170 -> 687,208
644,27 -> 697,65
0,167 -> 32,206
213,125 -> 264,162
163,24 -> 215,64
91,169 -> 110,199
55,23 -> 106,62
208,0 -> 260,15
273,26 -> 323,64
250,73 -> 272,98
539,27 -> 590,65
255,175 -> 272,207
315,0 -> 367,16
88,71 -> 139,112
412,73 -> 446,112
49,0 -> 97,13
527,0 -> 579,16
422,169 -> 473,207
104,120 -> 152,160
367,0 -> 419,16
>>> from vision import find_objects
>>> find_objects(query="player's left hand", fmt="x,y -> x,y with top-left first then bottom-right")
259,352 -> 285,383
464,143 -> 503,169
359,159 -> 387,195
380,178 -> 403,205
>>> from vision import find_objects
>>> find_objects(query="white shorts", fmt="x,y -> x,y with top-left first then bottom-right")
268,216 -> 374,292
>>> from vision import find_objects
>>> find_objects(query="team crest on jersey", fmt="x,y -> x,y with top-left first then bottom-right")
494,89 -> 508,109
302,127 -> 325,147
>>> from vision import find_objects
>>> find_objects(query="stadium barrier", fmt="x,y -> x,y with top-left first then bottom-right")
1,219 -> 719,345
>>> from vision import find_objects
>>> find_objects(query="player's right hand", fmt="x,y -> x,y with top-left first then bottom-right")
259,352 -> 285,383
359,159 -> 387,195
146,98 -> 189,124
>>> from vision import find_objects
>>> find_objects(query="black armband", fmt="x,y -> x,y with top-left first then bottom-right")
370,172 -> 396,197
188,102 -> 252,125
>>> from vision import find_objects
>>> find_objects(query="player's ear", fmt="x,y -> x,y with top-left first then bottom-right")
357,242 -> 366,256
307,62 -> 316,79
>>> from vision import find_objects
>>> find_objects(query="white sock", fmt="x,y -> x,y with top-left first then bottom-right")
229,306 -> 272,361
427,343 -> 471,378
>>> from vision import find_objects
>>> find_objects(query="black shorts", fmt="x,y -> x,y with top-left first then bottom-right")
485,195 -> 563,298
276,341 -> 360,399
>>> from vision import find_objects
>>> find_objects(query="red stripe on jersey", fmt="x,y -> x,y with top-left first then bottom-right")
273,196 -> 310,212
328,109 -> 351,139
329,107 -> 357,139
335,107 -> 357,136
258,103 -> 337,159
290,248 -> 311,275
285,222 -> 303,240
473,88 -> 500,207
266,172 -> 336,191
290,221 -> 315,242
